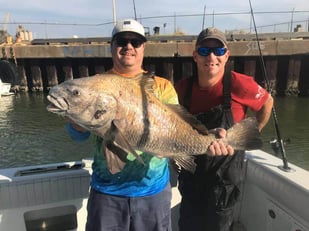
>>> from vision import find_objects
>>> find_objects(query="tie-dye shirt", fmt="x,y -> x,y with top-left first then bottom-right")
67,70 -> 178,197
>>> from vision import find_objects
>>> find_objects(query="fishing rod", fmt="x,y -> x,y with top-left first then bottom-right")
248,0 -> 291,171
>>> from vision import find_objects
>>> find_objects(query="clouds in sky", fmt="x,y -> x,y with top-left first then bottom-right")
1,0 -> 308,39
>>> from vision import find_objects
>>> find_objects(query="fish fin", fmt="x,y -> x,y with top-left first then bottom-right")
112,120 -> 145,165
173,156 -> 197,174
106,142 -> 129,162
135,72 -> 156,94
104,144 -> 126,174
135,73 -> 208,136
167,104 -> 209,135
225,117 -> 263,150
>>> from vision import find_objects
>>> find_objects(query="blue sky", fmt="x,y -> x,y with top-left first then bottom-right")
1,0 -> 308,39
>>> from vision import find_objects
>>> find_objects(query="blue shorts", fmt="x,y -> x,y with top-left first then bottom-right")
86,183 -> 172,231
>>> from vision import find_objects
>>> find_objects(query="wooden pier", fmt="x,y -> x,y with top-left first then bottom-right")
1,32 -> 309,96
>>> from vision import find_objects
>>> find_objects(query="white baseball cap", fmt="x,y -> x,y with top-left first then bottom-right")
112,19 -> 146,41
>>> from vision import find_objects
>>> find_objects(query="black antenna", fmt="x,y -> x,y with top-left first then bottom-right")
248,0 -> 291,171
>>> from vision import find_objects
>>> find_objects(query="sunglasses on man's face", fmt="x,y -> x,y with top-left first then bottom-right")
115,37 -> 144,48
197,47 -> 227,57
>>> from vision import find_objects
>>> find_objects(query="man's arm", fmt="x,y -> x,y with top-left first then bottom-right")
256,95 -> 274,132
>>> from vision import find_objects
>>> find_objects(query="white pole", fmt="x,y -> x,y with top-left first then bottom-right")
112,0 -> 117,25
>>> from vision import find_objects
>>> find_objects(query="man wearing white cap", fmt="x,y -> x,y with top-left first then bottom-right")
66,19 -> 177,231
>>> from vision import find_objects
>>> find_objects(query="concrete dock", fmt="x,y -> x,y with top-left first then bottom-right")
1,32 -> 309,96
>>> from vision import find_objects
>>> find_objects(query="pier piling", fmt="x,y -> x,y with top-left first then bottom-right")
1,35 -> 309,96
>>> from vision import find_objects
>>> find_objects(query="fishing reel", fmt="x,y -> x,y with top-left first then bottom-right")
269,138 -> 291,156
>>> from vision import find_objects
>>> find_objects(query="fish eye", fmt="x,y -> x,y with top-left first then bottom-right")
72,89 -> 80,96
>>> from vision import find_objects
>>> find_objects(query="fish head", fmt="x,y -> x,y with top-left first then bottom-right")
47,77 -> 118,132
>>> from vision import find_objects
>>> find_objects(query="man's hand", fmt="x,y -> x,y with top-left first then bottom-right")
207,128 -> 234,156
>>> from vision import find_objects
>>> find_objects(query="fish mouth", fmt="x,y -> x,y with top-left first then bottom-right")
46,95 -> 69,116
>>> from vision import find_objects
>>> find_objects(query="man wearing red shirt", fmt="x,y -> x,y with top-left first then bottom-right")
175,27 -> 274,231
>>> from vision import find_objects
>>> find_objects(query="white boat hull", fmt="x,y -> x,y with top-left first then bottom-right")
0,160 -> 91,231
0,150 -> 308,231
0,82 -> 12,96
237,150 -> 309,231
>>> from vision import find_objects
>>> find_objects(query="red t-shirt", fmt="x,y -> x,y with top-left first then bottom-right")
175,71 -> 269,123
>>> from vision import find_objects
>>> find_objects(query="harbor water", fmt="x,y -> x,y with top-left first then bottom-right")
0,92 -> 308,171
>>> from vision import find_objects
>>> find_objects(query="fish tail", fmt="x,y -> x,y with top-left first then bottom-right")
225,117 -> 262,150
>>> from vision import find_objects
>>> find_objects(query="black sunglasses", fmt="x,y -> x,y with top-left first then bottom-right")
115,37 -> 144,48
197,47 -> 227,56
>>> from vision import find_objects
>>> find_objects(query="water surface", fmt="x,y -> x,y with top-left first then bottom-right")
0,93 -> 93,169
0,93 -> 308,170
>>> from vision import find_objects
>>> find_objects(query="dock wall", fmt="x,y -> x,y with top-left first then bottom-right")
1,37 -> 309,96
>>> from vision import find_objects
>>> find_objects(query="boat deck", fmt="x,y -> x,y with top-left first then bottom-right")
0,150 -> 308,231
